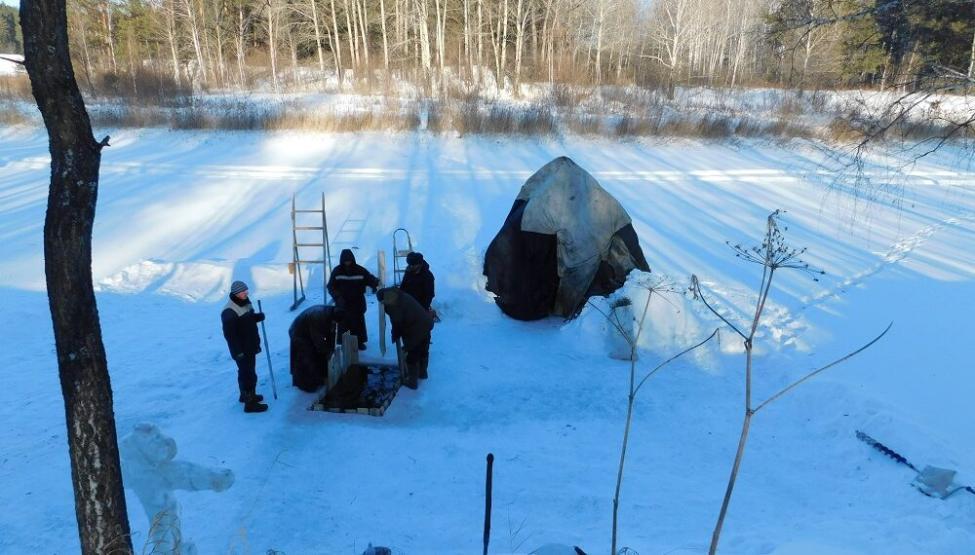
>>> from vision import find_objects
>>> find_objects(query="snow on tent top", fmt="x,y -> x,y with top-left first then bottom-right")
484,156 -> 650,321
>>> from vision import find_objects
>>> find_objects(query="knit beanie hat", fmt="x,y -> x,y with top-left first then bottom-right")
230,280 -> 249,295
406,252 -> 424,265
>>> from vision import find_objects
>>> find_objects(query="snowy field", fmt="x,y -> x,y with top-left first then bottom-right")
1,126 -> 974,554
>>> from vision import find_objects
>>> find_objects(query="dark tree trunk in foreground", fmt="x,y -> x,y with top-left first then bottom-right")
20,0 -> 133,552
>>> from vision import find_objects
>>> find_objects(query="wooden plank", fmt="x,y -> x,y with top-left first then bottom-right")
378,250 -> 387,357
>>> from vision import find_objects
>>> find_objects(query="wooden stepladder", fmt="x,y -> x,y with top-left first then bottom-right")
392,228 -> 413,286
291,193 -> 333,311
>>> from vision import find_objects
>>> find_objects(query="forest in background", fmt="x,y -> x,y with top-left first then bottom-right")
2,1 -> 974,144
1,0 -> 973,97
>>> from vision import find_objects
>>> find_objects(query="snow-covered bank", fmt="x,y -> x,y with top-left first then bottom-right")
1,127 -> 973,553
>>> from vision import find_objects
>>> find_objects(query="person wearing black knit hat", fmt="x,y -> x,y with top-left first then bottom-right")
327,249 -> 379,350
399,251 -> 436,320
221,280 -> 268,413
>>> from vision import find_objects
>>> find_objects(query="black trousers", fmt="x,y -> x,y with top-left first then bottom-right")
405,332 -> 431,364
235,354 -> 258,393
338,311 -> 368,345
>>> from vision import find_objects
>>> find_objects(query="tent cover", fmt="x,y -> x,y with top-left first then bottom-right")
484,157 -> 650,320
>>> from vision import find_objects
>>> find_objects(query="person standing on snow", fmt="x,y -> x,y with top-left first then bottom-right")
327,249 -> 379,350
221,280 -> 269,413
288,304 -> 345,392
399,251 -> 436,320
377,287 -> 433,389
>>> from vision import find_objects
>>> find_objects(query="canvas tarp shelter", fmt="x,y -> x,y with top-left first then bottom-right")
484,156 -> 650,320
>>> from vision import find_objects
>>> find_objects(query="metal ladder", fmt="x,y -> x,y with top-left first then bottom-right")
291,193 -> 333,311
392,228 -> 413,286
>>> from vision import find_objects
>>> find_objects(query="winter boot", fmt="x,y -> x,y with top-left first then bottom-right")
244,397 -> 268,413
239,390 -> 265,403
242,390 -> 268,412
402,363 -> 418,390
418,356 -> 429,380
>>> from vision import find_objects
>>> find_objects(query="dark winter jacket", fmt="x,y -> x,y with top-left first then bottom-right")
289,304 -> 342,392
327,249 -> 379,314
221,295 -> 265,359
377,287 -> 433,352
288,305 -> 343,355
399,259 -> 435,310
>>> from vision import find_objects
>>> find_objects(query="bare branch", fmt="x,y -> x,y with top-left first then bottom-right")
753,322 -> 893,413
587,298 -> 633,348
634,327 -> 720,395
691,274 -> 747,340
0,55 -> 25,66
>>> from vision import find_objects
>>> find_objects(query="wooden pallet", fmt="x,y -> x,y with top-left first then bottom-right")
309,363 -> 401,416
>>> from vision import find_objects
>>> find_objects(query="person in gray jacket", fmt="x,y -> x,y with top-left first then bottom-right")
377,287 -> 433,389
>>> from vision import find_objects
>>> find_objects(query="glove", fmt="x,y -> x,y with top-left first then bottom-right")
254,312 -> 266,323
234,352 -> 245,361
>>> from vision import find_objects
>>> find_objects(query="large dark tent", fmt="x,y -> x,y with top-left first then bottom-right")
483,156 -> 650,320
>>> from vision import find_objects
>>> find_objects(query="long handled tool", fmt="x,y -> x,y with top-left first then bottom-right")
483,453 -> 494,555
856,430 -> 975,499
257,300 -> 278,400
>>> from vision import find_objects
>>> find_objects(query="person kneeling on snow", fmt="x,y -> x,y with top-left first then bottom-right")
221,280 -> 268,413
289,304 -> 345,392
377,287 -> 433,390
327,249 -> 379,350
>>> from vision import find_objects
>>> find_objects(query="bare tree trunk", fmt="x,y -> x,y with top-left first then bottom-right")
103,0 -> 118,73
288,22 -> 299,85
213,3 -> 228,86
266,0 -> 279,91
308,0 -> 328,76
329,0 -> 345,83
595,0 -> 604,84
379,0 -> 390,70
433,0 -> 445,75
476,0 -> 483,83
183,0 -> 207,86
236,4 -> 246,87
489,2 -> 500,85
416,0 -> 431,73
530,6 -> 538,69
729,9 -> 746,88
20,0 -> 133,552
968,23 -> 975,79
357,0 -> 370,72
198,0 -> 216,83
513,0 -> 525,93
500,0 -> 509,87
78,21 -> 95,90
343,0 -> 358,70
463,0 -> 472,79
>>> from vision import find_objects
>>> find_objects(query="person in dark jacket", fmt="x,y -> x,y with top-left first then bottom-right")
399,252 -> 435,315
289,304 -> 345,392
221,280 -> 268,413
327,249 -> 379,350
377,287 -> 433,389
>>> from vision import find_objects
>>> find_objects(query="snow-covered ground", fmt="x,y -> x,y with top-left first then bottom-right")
1,126 -> 973,554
